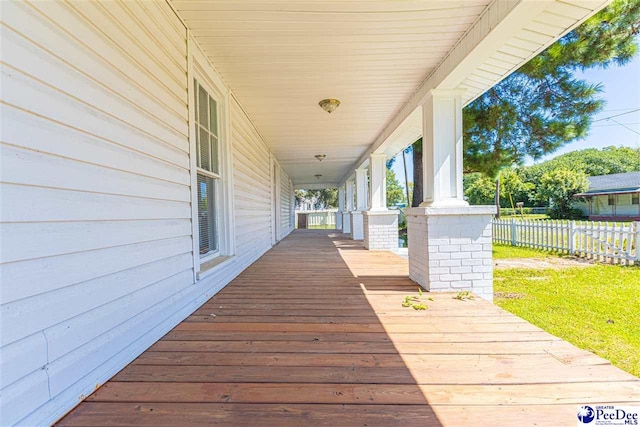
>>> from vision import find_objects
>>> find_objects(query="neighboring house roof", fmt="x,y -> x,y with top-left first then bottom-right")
575,172 -> 640,197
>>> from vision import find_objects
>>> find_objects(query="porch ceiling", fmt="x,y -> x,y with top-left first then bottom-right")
170,0 -> 609,187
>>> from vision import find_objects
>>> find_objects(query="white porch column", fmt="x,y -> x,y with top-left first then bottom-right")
406,90 -> 496,301
364,153 -> 399,250
350,170 -> 366,240
336,185 -> 345,230
421,90 -> 467,208
368,153 -> 387,211
342,180 -> 354,234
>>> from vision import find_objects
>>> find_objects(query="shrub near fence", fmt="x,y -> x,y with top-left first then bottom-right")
493,219 -> 640,265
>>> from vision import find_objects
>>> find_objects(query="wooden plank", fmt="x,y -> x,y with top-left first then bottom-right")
161,330 -> 555,343
131,351 -> 611,369
56,402 -> 441,427
112,360 -> 635,385
173,321 -> 540,333
148,339 -> 570,355
87,381 -> 640,405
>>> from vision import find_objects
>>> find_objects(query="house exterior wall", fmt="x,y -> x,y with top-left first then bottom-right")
280,172 -> 295,239
0,1 -> 292,425
576,194 -> 640,219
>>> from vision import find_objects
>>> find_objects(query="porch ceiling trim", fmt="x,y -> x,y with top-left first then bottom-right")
293,183 -> 339,190
338,0 -> 611,187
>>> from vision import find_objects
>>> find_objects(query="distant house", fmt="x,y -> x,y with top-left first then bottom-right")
574,172 -> 640,220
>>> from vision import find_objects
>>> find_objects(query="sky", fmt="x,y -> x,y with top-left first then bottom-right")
391,49 -> 640,187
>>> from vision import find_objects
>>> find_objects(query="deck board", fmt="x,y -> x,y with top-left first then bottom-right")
56,230 -> 640,426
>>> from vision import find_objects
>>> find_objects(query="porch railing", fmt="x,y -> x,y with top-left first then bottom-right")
493,218 -> 640,265
295,210 -> 337,228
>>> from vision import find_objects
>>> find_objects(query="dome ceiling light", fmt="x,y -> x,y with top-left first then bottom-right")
314,154 -> 326,162
315,174 -> 322,180
318,99 -> 340,114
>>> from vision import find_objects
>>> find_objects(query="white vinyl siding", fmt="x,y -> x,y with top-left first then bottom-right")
280,173 -> 295,238
231,97 -> 275,254
0,1 -> 294,425
0,1 -> 190,425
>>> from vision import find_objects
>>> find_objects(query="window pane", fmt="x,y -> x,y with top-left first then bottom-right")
198,174 -> 218,255
209,97 -> 218,136
198,84 -> 208,126
211,135 -> 219,174
199,126 -> 210,171
195,123 -> 201,168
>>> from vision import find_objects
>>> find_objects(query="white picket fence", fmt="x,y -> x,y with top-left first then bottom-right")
493,219 -> 640,264
295,210 -> 337,228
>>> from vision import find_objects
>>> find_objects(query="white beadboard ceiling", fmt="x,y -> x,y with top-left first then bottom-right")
170,0 -> 609,186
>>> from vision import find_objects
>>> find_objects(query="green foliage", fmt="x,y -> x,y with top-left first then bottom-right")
463,146 -> 640,211
386,168 -> 406,206
295,188 -> 338,209
463,0 -> 640,177
524,146 -> 640,185
538,168 -> 589,218
464,172 -> 495,205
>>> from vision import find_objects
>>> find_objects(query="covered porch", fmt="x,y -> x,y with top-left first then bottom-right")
3,0 -> 631,424
57,230 -> 640,426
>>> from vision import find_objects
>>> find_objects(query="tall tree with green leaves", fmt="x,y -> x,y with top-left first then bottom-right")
464,0 -> 639,176
410,0 -> 640,209
386,168 -> 406,206
538,168 -> 589,219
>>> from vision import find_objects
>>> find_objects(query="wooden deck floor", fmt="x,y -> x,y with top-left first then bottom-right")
57,230 -> 640,426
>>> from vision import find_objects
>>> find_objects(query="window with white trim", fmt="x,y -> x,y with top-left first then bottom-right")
195,78 -> 220,257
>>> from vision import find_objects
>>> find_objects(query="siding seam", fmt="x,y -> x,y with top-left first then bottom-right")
41,331 -> 52,399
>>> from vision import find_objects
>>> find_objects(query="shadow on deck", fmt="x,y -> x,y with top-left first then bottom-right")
57,230 -> 640,426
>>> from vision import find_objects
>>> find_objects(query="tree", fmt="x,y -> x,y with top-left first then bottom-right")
410,0 -> 640,207
464,172 -> 494,205
538,168 -> 589,219
410,139 -> 423,207
386,168 -> 406,206
524,146 -> 640,184
464,0 -> 639,176
294,188 -> 338,209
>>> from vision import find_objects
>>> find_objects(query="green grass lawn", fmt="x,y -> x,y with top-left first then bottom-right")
493,244 -> 560,259
493,245 -> 640,377
500,214 -> 549,220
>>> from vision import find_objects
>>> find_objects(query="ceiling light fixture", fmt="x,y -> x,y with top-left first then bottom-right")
314,154 -> 326,162
319,99 -> 340,114
315,174 -> 322,180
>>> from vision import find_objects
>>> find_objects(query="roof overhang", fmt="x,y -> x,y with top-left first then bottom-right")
169,0 -> 612,188
575,188 -> 640,197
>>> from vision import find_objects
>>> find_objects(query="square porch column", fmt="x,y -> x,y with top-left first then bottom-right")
336,185 -> 345,230
406,90 -> 496,301
350,168 -> 367,240
342,180 -> 353,234
363,153 -> 399,250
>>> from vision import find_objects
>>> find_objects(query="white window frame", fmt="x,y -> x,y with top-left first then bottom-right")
195,79 -> 221,260
188,36 -> 235,278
